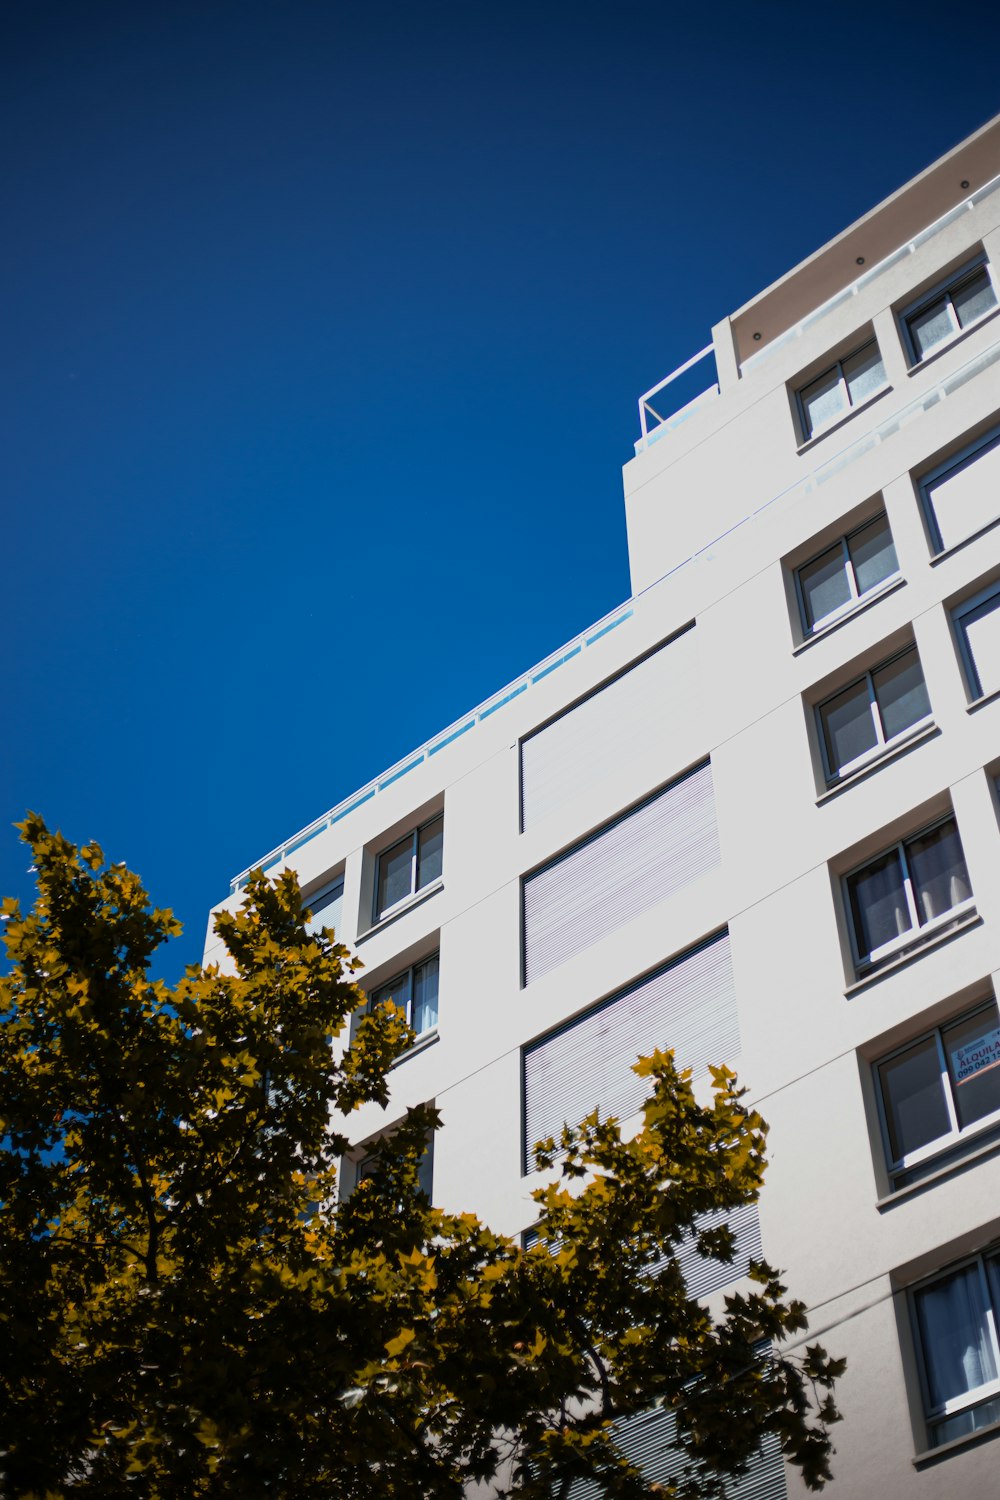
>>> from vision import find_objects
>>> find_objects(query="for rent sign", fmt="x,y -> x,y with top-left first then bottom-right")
953,1027 -> 1000,1085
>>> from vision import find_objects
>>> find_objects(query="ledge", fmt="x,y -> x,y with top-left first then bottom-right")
356,881 -> 444,944
929,511 -> 1000,566
844,910 -> 982,996
390,1027 -> 439,1069
877,1130 -> 1000,1211
792,576 -> 907,655
967,683 -> 1000,714
913,1413 -> 1000,1468
817,722 -> 939,803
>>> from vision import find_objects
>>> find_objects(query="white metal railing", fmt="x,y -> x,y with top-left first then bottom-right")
229,598 -> 636,891
635,168 -> 1000,450
636,345 -> 717,453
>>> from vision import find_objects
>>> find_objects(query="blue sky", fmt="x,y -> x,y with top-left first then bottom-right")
3,0 -> 999,977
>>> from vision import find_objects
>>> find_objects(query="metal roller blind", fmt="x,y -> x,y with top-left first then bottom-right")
522,760 -> 720,986
520,626 -> 696,830
567,1390 -> 786,1500
674,1201 -> 762,1300
522,930 -> 737,1169
923,427 -> 1000,551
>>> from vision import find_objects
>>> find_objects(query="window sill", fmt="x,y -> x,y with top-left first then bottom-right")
795,382 -> 893,455
844,910 -> 982,996
968,684 -> 1000,714
357,880 -> 444,943
929,510 -> 1000,566
877,1128 -> 1000,1212
792,576 -> 906,655
390,1027 -> 439,1069
906,304 -> 1000,378
913,1412 -> 1000,1468
817,722 -> 939,803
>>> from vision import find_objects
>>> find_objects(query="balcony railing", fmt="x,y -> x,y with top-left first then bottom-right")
635,345 -> 718,454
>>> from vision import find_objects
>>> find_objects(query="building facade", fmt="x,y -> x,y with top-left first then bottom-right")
205,114 -> 1000,1496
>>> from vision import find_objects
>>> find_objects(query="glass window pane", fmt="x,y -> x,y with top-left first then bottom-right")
931,1393 -> 1000,1447
820,680 -> 878,774
371,969 -> 413,1020
916,1264 -> 996,1410
953,268 -> 997,329
417,817 -> 444,889
412,955 -> 439,1034
958,590 -> 1000,698
879,1038 -> 952,1162
873,648 -> 930,741
848,514 -> 898,596
945,1007 -> 1000,1131
909,296 -> 955,359
843,342 -> 887,404
800,365 -> 846,436
798,543 -> 852,631
907,820 -> 971,925
377,834 -> 415,916
848,849 -> 910,960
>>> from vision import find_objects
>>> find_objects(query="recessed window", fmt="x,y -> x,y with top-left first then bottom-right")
817,644 -> 931,781
352,1130 -> 434,1201
796,338 -> 888,441
795,512 -> 899,636
303,874 -> 344,937
911,1248 -> 1000,1447
845,815 -> 974,976
919,424 -> 1000,554
373,815 -> 443,922
902,257 -> 998,364
876,998 -> 1000,1189
953,580 -> 1000,700
367,953 -> 440,1038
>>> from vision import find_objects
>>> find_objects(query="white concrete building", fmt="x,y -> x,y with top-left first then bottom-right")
206,113 -> 1000,1497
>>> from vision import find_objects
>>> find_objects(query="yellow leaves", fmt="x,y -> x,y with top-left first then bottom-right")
385,1327 -> 416,1358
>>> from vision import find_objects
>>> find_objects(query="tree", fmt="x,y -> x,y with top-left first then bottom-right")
0,814 -> 843,1499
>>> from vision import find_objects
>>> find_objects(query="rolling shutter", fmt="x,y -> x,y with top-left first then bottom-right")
923,427 -> 1000,552
567,1400 -> 787,1500
522,930 -> 737,1169
520,626 -> 696,830
522,760 -> 720,986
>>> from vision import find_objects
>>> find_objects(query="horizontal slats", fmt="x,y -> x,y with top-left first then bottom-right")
523,760 -> 720,986
523,931 -> 737,1170
520,627 -> 697,830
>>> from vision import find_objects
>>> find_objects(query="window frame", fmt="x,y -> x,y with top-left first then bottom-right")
366,952 -> 440,1039
918,422 -> 1000,557
843,814 -> 975,975
795,336 -> 888,442
793,510 -> 900,638
910,1247 -> 1000,1447
953,577 -> 1000,700
875,997 -> 1000,1187
372,814 -> 443,923
900,254 -> 999,366
816,642 -> 932,783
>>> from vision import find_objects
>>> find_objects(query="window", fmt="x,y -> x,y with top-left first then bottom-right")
902,257 -> 998,364
845,816 -> 974,975
795,512 -> 899,636
521,762 -> 719,986
953,580 -> 1000,700
877,998 -> 1000,1189
373,815 -> 443,922
796,338 -> 887,440
919,425 -> 1000,554
911,1248 -> 1000,1447
353,1130 -> 434,1201
817,644 -> 931,781
303,874 -> 344,937
366,953 -> 439,1038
